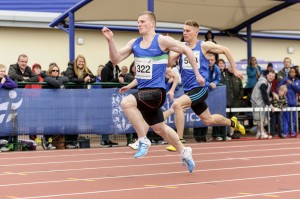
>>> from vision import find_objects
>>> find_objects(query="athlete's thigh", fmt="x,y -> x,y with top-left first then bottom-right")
122,93 -> 137,108
173,94 -> 192,109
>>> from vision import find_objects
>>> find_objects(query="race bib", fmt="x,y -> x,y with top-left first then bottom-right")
181,51 -> 200,69
135,57 -> 153,79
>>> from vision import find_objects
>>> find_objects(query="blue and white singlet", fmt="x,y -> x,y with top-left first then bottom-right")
132,34 -> 168,89
179,40 -> 209,91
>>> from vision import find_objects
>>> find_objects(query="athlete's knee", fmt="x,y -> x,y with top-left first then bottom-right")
201,117 -> 213,126
172,101 -> 183,111
120,97 -> 134,109
152,123 -> 167,136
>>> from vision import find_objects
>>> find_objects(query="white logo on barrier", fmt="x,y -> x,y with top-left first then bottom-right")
112,93 -> 131,132
0,90 -> 23,124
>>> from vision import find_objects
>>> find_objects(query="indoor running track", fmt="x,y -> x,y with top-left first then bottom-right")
1,138 -> 300,199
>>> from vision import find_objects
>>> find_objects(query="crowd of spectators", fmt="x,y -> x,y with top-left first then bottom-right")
1,31 -> 300,151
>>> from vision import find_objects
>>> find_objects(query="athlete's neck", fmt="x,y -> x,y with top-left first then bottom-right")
187,39 -> 198,49
141,31 -> 156,48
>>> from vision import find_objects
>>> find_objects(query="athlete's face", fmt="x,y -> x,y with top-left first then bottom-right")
183,25 -> 198,42
138,15 -> 154,35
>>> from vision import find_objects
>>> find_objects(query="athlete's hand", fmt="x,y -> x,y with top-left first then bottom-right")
167,91 -> 175,102
233,70 -> 243,80
119,86 -> 129,93
196,74 -> 205,86
102,27 -> 113,41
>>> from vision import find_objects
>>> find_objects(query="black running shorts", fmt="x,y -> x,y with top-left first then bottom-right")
185,87 -> 208,115
133,88 -> 166,126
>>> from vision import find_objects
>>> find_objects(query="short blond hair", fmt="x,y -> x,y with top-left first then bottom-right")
139,11 -> 156,22
0,64 -> 5,70
278,85 -> 288,95
185,20 -> 200,28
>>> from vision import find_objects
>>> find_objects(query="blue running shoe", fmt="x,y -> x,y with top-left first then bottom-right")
181,147 -> 195,173
134,139 -> 151,158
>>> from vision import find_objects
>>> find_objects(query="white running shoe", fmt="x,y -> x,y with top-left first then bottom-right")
181,147 -> 195,173
128,140 -> 139,150
134,139 -> 151,158
260,133 -> 272,139
0,139 -> 8,145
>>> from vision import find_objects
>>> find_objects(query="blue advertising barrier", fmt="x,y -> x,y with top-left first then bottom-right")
0,86 -> 226,136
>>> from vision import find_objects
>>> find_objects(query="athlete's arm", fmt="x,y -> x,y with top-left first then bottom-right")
202,41 -> 243,79
119,79 -> 137,93
102,27 -> 135,64
159,36 -> 204,86
167,50 -> 180,68
166,68 -> 179,101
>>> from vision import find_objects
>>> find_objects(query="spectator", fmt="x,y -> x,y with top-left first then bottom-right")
124,62 -> 136,83
264,63 -> 274,76
204,30 -> 217,44
101,60 -> 121,86
227,64 -> 244,139
65,55 -> 95,147
207,54 -> 224,141
25,63 -> 44,142
118,65 -> 128,83
0,64 -> 18,152
277,67 -> 300,137
277,57 -> 292,84
43,63 -> 69,88
270,85 -> 287,138
245,57 -> 262,96
250,70 -> 276,139
25,63 -> 43,89
8,54 -> 39,87
0,64 -> 17,90
65,54 -> 96,88
41,63 -> 69,150
92,64 -> 104,89
100,60 -> 120,147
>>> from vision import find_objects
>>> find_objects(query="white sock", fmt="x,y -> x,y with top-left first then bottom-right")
138,137 -> 148,142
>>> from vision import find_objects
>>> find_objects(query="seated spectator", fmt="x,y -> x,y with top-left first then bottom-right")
8,54 -> 39,87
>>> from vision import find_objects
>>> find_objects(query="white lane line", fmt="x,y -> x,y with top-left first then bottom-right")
1,141 -> 299,160
1,153 -> 300,176
216,189 -> 300,199
14,173 -> 300,199
1,161 -> 300,187
2,146 -> 300,167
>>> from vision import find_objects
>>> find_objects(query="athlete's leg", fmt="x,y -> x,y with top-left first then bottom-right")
199,108 -> 229,126
121,94 -> 149,138
151,122 -> 184,153
151,122 -> 195,173
171,95 -> 192,140
199,108 -> 245,134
